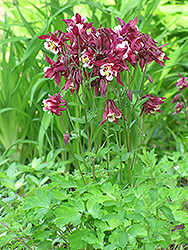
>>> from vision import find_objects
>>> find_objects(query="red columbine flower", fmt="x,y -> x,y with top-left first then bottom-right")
175,72 -> 188,91
44,54 -> 65,86
63,132 -> 70,145
99,99 -> 127,125
37,30 -> 64,54
173,102 -> 183,115
43,93 -> 67,116
139,94 -> 165,116
172,94 -> 180,104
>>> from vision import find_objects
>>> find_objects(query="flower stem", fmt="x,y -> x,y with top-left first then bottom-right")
61,116 -> 86,184
132,63 -> 148,111
114,124 -> 123,184
107,121 -> 110,172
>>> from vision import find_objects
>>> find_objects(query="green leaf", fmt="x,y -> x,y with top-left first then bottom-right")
54,205 -> 81,226
0,171 -> 9,179
23,190 -> 51,209
123,193 -> 135,203
81,231 -> 98,244
68,198 -> 85,212
128,224 -> 147,236
69,230 -> 88,250
159,205 -> 175,222
117,230 -> 128,248
34,230 -> 52,242
34,207 -> 49,220
51,175 -> 77,188
51,190 -> 68,201
38,112 -> 53,158
70,116 -> 85,124
30,78 -> 48,106
103,244 -> 119,250
96,147 -> 110,157
87,198 -> 102,219
0,36 -> 29,45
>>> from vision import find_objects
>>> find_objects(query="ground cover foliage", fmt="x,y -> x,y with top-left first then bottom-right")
0,0 -> 188,249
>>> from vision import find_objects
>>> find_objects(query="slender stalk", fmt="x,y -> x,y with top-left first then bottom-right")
69,142 -> 86,185
30,236 -> 35,250
83,106 -> 95,182
132,63 -> 148,111
107,121 -> 110,172
65,101 -> 88,171
156,208 -> 159,220
181,94 -> 188,125
139,112 -> 145,148
116,81 -> 131,182
109,82 -> 120,100
114,124 -> 123,184
129,63 -> 138,89
77,35 -> 95,182
61,116 -> 86,184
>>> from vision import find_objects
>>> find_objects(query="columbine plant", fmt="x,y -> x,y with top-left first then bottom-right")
38,13 -> 168,183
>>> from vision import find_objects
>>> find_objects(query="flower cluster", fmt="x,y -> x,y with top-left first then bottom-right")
38,13 -> 168,125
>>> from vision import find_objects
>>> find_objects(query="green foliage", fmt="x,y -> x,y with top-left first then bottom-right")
0,149 -> 188,249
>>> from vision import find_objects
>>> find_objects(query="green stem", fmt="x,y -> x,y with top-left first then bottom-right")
139,112 -> 145,148
77,36 -> 95,182
83,106 -> 95,182
69,142 -> 86,185
114,124 -> 123,184
132,63 -> 148,111
107,121 -> 110,171
61,116 -> 86,184
156,208 -> 159,220
129,63 -> 138,89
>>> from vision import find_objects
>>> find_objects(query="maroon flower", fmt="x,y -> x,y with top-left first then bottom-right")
172,94 -> 180,104
140,94 -> 165,116
44,54 -> 65,86
43,93 -> 67,116
138,34 -> 169,69
173,102 -> 183,115
99,99 -> 127,125
175,72 -> 188,91
63,132 -> 70,145
62,69 -> 82,95
37,30 -> 64,54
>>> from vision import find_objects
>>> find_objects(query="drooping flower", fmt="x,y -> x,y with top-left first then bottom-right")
62,69 -> 82,95
173,102 -> 183,115
44,54 -> 65,86
99,99 -> 127,125
139,94 -> 165,116
63,132 -> 70,145
175,72 -> 188,91
43,93 -> 67,116
172,94 -> 180,104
